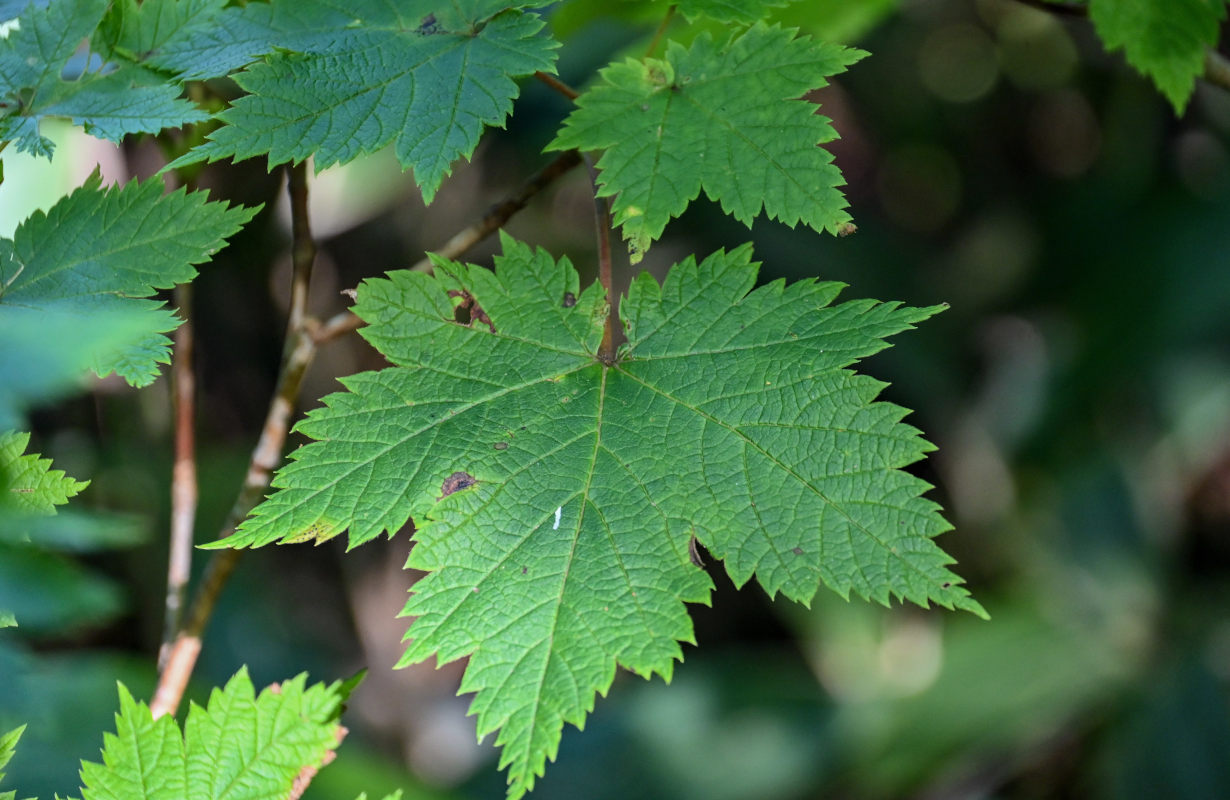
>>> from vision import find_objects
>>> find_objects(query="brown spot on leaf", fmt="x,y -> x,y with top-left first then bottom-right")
562,291 -> 577,308
439,471 -> 476,499
493,441 -> 508,450
448,289 -> 496,333
522,566 -> 527,575
791,547 -> 804,556
941,581 -> 952,589
837,222 -> 858,238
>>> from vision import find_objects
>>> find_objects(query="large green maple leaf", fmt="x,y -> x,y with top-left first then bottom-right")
0,0 -> 207,157
78,668 -> 348,800
0,175 -> 256,389
1090,0 -> 1226,114
170,0 -> 558,201
547,23 -> 864,262
222,233 -> 982,797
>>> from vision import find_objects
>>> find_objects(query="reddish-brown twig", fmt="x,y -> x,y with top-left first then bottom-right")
151,161 -> 319,718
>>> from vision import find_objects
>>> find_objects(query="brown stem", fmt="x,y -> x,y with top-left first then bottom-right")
1009,0 -> 1230,94
313,149 -> 584,345
287,162 -> 315,333
1011,0 -> 1088,16
1204,49 -> 1230,93
535,71 -> 580,101
151,162 -> 320,719
159,283 -> 198,670
647,4 -> 677,58
151,145 -> 584,713
584,155 -> 618,364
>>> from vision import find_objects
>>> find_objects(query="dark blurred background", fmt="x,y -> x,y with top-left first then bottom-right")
2,0 -> 1229,797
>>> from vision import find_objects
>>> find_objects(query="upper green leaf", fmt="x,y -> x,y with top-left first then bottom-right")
92,0 -> 231,79
548,23 -> 864,262
223,234 -> 981,796
0,175 -> 257,389
1089,0 -> 1226,113
79,668 -> 347,800
0,303 -> 148,431
169,0 -> 558,202
0,0 -> 208,157
0,431 -> 87,515
0,724 -> 25,799
672,0 -> 794,24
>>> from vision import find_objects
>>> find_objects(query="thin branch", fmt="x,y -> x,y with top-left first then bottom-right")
535,71 -> 580,101
1204,49 -> 1230,93
1010,0 -> 1230,96
287,162 -> 316,333
646,4 -> 677,58
1010,0 -> 1088,17
313,148 -> 584,346
159,284 -> 198,670
585,155 -> 618,364
152,145 -> 585,713
151,162 -> 320,719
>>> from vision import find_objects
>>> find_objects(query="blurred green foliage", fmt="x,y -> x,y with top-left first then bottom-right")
2,0 -> 1229,798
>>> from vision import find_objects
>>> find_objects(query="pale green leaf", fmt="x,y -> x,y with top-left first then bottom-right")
0,175 -> 257,388
93,0 -> 229,78
0,509 -> 144,551
170,0 -> 558,201
0,304 -> 150,430
224,233 -> 982,797
0,724 -> 28,800
0,0 -> 208,156
1089,0 -> 1226,113
548,23 -> 864,261
0,611 -> 14,629
673,0 -> 794,24
79,668 -> 347,800
0,543 -> 123,633
79,684 -> 186,800
0,724 -> 23,772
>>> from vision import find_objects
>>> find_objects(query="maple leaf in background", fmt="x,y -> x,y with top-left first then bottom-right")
549,23 -> 864,262
0,0 -> 206,157
168,0 -> 559,202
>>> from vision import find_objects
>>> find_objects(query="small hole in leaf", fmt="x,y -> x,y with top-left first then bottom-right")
791,547 -> 804,556
941,581 -> 952,589
563,292 -> 577,308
